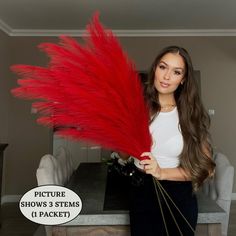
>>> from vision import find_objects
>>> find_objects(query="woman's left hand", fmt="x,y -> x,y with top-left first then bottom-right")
140,152 -> 163,180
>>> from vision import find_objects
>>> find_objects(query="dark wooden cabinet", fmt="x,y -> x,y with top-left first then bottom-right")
0,143 -> 8,226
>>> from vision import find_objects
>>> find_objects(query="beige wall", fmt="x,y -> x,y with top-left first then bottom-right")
0,30 -> 10,143
1,35 -> 236,196
0,30 -> 10,198
3,37 -> 53,196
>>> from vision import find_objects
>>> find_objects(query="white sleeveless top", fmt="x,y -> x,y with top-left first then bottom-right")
134,107 -> 183,169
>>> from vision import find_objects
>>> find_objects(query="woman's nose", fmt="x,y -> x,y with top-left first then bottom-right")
164,70 -> 171,80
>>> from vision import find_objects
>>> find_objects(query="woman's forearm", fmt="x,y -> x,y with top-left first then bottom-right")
140,153 -> 192,181
160,167 -> 191,181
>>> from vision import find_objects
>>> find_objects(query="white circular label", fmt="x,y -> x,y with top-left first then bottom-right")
19,185 -> 82,225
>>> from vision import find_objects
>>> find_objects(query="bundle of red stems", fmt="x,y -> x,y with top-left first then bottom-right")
11,13 -> 152,161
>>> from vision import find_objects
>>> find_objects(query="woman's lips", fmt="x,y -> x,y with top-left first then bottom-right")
160,82 -> 170,88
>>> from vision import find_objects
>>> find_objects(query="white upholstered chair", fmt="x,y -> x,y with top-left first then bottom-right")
202,152 -> 234,236
35,150 -> 75,236
36,154 -> 60,186
36,154 -> 62,236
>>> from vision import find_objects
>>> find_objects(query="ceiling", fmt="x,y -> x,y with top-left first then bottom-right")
1,0 -> 236,36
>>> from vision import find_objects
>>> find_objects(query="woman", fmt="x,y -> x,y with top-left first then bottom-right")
120,46 -> 215,236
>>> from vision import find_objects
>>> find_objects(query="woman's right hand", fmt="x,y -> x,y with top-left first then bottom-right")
140,152 -> 163,180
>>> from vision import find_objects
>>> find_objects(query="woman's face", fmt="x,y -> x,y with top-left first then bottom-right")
154,52 -> 185,95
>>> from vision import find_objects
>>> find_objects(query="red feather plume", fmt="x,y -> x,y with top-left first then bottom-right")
11,13 -> 152,160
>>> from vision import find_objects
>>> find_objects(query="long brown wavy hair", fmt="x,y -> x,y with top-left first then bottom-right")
144,46 -> 215,190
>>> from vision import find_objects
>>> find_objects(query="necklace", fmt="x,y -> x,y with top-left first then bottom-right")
160,104 -> 176,111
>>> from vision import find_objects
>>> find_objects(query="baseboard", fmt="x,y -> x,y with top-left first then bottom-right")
231,193 -> 236,200
1,195 -> 22,205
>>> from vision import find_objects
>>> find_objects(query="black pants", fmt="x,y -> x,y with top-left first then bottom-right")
129,172 -> 198,236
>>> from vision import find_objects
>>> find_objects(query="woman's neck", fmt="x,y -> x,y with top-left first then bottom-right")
158,94 -> 176,107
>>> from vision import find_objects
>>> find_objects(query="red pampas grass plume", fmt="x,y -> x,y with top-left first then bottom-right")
11,13 -> 152,160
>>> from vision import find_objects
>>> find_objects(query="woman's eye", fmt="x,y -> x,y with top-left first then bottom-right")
174,71 -> 181,75
159,65 -> 166,69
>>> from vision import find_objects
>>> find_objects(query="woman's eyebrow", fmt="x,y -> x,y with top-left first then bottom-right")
159,60 -> 184,71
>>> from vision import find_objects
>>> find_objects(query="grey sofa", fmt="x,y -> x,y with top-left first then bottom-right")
202,152 -> 234,236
